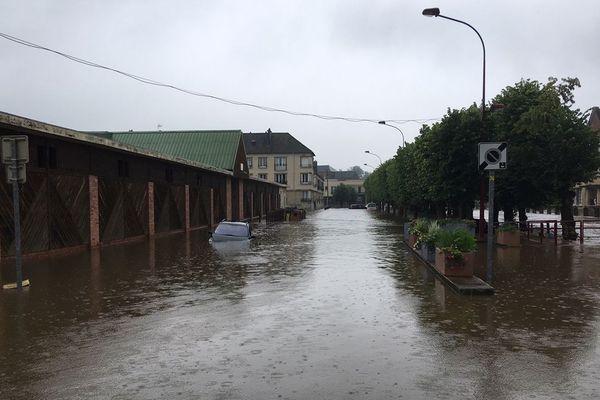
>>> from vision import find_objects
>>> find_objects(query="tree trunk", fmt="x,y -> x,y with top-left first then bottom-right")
460,201 -> 473,220
560,190 -> 577,240
503,206 -> 515,222
518,208 -> 528,231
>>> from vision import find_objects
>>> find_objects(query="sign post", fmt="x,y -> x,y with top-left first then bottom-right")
1,136 -> 29,289
478,142 -> 507,284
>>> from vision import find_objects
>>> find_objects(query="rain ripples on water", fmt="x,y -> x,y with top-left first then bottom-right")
1,209 -> 600,399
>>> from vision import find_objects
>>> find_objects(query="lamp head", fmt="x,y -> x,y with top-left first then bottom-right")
378,121 -> 387,125
422,8 -> 440,17
364,150 -> 370,154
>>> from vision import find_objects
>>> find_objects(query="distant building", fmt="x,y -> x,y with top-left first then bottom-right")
243,130 -> 324,210
574,106 -> 600,216
317,166 -> 365,206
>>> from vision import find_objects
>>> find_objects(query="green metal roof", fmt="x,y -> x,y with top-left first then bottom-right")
94,130 -> 243,171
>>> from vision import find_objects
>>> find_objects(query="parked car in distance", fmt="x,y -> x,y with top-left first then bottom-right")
366,202 -> 378,211
210,221 -> 253,242
349,203 -> 366,209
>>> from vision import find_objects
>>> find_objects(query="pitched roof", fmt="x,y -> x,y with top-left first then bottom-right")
317,165 -> 335,173
0,111 -> 232,176
330,171 -> 361,180
243,131 -> 314,156
91,130 -> 243,171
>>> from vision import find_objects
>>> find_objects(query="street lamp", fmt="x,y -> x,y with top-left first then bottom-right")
378,121 -> 405,147
364,150 -> 382,165
422,7 -> 487,242
363,163 -> 376,170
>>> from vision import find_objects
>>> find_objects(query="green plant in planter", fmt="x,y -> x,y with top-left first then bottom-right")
435,228 -> 477,259
497,223 -> 518,232
409,219 -> 431,249
421,221 -> 441,247
439,218 -> 476,227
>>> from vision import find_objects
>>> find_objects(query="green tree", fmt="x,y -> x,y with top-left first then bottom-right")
492,77 -> 600,239
332,183 -> 357,207
491,79 -> 549,222
515,77 -> 600,239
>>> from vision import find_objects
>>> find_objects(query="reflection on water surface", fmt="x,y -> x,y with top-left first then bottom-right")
1,209 -> 599,399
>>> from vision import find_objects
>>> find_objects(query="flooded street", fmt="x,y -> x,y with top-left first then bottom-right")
2,209 -> 600,399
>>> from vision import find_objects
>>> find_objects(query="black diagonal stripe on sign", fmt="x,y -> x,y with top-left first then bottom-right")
479,161 -> 488,170
498,142 -> 507,151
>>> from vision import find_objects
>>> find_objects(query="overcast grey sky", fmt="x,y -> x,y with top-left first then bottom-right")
1,0 -> 599,170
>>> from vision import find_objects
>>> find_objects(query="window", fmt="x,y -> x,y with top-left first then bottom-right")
302,191 -> 311,199
300,173 -> 311,184
258,173 -> 268,180
275,173 -> 287,184
274,156 -> 287,171
258,157 -> 268,169
37,145 -> 57,169
247,157 -> 253,168
117,160 -> 129,178
48,147 -> 57,169
300,156 -> 312,168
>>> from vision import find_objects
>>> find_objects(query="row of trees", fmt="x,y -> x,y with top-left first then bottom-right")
364,78 -> 600,239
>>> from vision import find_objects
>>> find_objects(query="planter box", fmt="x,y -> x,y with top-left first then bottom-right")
419,244 -> 436,263
496,230 -> 521,247
404,222 -> 411,239
435,248 -> 474,277
408,234 -> 417,248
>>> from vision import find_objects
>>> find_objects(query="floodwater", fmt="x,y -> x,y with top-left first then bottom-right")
1,209 -> 600,399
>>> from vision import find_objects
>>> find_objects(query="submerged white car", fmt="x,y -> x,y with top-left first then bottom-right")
366,202 -> 378,211
210,221 -> 253,242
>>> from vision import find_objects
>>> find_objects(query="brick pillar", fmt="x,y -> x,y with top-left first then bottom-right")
184,184 -> 190,231
148,182 -> 155,236
88,175 -> 100,248
210,188 -> 215,229
226,177 -> 232,221
238,180 -> 244,220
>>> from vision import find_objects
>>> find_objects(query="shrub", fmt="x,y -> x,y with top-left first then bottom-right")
421,221 -> 441,247
409,218 -> 430,237
439,218 -> 476,227
435,228 -> 477,259
497,223 -> 518,232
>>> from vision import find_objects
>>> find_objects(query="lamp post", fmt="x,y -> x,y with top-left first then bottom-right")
422,7 -> 487,242
378,121 -> 405,147
364,150 -> 382,165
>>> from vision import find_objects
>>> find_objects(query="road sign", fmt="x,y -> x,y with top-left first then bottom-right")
479,142 -> 507,170
2,136 -> 29,184
5,164 -> 27,183
1,136 -> 29,164
1,136 -> 29,289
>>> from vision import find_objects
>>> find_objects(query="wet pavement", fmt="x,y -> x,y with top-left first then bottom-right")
1,209 -> 600,399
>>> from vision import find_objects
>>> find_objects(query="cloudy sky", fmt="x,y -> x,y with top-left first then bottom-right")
1,0 -> 598,170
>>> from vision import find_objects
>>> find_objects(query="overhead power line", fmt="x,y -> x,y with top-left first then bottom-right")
0,32 -> 439,125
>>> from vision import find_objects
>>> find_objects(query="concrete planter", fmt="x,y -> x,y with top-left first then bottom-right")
404,222 -> 411,239
408,234 -> 417,248
496,230 -> 521,247
435,248 -> 474,277
419,244 -> 436,263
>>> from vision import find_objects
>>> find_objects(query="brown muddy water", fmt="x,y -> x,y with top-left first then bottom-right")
1,209 -> 600,399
